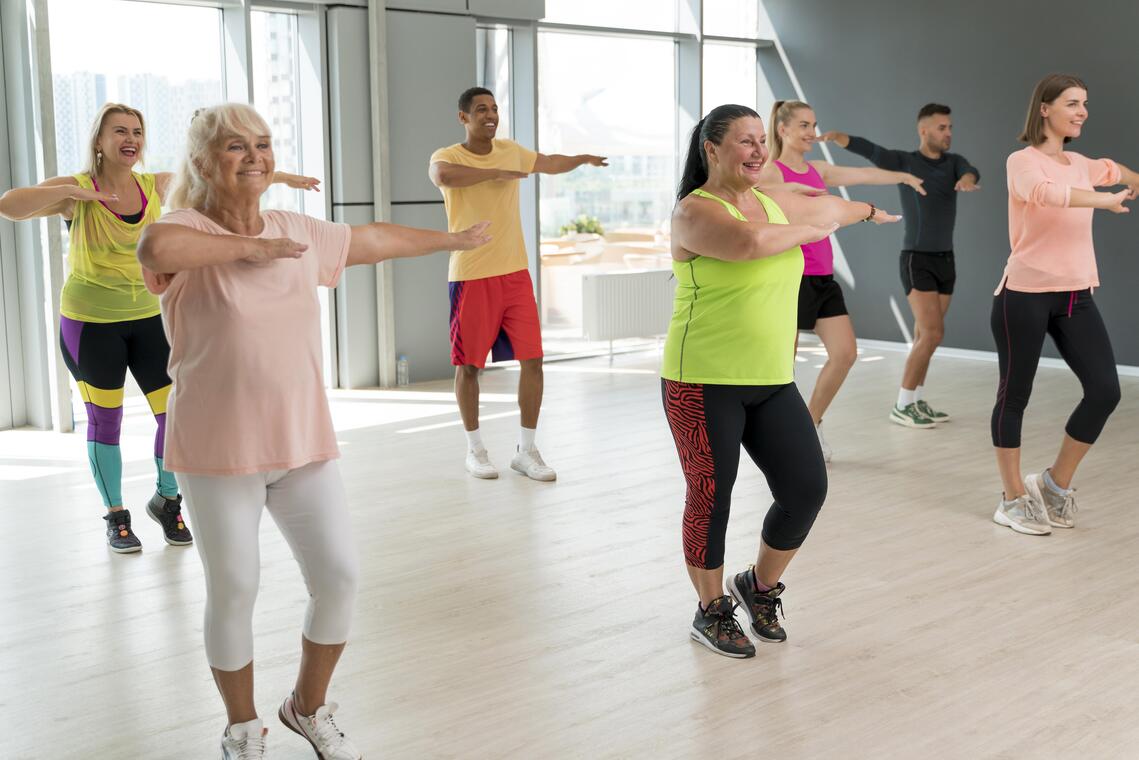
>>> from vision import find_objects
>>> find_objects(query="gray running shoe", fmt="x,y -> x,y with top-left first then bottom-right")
992,494 -> 1052,535
1024,471 -> 1078,529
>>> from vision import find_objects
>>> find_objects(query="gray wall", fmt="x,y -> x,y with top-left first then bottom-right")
765,0 -> 1139,364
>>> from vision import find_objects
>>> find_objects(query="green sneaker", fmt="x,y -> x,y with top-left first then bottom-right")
889,402 -> 937,429
915,399 -> 950,422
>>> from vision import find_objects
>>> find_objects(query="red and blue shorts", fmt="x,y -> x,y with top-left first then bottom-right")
448,269 -> 543,368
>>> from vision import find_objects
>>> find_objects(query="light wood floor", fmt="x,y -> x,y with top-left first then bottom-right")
3,342 -> 1138,759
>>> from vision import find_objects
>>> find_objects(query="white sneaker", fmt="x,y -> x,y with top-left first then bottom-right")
465,447 -> 499,479
992,494 -> 1052,535
510,446 -> 557,481
815,421 -> 832,463
1024,471 -> 1078,528
221,718 -> 267,759
279,693 -> 362,760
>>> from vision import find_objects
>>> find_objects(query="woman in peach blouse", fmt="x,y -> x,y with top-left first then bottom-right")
990,74 -> 1139,537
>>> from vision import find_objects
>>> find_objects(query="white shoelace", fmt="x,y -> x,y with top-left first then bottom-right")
309,707 -> 349,750
228,733 -> 266,759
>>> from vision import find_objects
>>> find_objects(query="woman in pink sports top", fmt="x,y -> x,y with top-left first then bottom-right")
990,74 -> 1139,537
757,99 -> 925,462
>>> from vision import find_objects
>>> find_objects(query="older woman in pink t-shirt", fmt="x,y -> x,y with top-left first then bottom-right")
137,104 -> 489,759
990,74 -> 1139,538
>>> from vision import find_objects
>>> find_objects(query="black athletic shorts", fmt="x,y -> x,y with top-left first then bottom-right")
797,274 -> 848,330
900,250 -> 955,295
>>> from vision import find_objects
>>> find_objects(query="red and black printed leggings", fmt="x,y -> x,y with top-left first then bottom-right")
662,380 -> 828,570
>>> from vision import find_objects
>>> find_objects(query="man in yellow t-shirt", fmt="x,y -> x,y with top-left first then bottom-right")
429,87 -> 606,482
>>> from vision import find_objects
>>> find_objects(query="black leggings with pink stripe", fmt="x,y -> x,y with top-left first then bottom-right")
991,288 -> 1120,449
661,380 -> 827,570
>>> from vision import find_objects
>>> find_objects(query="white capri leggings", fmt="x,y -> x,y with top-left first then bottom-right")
179,459 -> 359,671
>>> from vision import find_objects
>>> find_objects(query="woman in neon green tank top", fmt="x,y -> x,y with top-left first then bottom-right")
0,103 -> 318,554
663,104 -> 899,658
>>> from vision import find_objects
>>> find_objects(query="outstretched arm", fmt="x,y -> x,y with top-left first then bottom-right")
429,161 -> 528,188
347,221 -> 491,266
138,222 -> 306,276
767,187 -> 901,228
811,161 -> 926,195
672,197 -> 838,262
0,176 -> 111,221
532,153 -> 608,175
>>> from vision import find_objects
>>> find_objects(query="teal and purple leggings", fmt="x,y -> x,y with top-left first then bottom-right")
59,314 -> 177,508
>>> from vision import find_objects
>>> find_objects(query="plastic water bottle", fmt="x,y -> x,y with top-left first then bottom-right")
396,355 -> 410,386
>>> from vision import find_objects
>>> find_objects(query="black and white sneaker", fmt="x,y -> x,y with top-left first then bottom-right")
728,567 -> 787,643
690,595 -> 755,658
146,493 -> 193,546
103,509 -> 142,554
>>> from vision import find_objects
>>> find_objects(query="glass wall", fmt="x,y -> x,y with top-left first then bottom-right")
252,10 -> 305,213
542,0 -> 676,32
536,31 -> 676,345
48,0 -> 225,177
476,26 -> 512,140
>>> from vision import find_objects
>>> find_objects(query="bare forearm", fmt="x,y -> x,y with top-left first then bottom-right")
138,225 -> 263,273
745,223 -> 832,259
796,195 -> 871,227
1117,163 -> 1139,187
431,163 -> 504,188
1068,188 -> 1130,210
537,154 -> 590,174
0,185 -> 73,220
350,222 -> 455,264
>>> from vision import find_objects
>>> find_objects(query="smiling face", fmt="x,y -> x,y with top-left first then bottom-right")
96,113 -> 144,170
460,94 -> 499,142
205,129 -> 275,202
779,107 -> 817,155
707,116 -> 768,186
1042,86 -> 1088,142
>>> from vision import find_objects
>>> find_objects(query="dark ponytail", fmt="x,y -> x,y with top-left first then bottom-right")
676,103 -> 761,200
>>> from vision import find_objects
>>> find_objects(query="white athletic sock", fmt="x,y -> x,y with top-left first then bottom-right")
465,428 -> 484,452
897,388 -> 917,408
519,426 -> 537,451
915,385 -> 924,402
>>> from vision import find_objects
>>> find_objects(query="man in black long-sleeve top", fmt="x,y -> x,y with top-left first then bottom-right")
820,103 -> 980,429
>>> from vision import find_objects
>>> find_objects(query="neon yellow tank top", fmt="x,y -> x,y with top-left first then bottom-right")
60,172 -> 161,323
661,188 -> 804,385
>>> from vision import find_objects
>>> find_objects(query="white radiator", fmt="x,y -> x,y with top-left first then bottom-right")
581,269 -> 675,342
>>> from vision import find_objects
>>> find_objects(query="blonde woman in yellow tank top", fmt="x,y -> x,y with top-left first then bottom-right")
0,103 -> 318,554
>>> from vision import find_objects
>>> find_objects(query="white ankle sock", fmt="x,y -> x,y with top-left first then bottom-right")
465,428 -> 483,451
915,385 -> 924,402
897,388 -> 916,408
519,426 -> 537,451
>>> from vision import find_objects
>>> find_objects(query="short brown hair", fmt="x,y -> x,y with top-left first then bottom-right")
1019,74 -> 1087,145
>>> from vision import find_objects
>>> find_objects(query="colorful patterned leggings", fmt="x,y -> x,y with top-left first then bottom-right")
59,314 -> 177,508
662,380 -> 827,569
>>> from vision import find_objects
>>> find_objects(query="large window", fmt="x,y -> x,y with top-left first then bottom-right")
476,26 -> 512,140
537,31 -> 676,343
252,9 -> 304,213
48,0 -> 224,176
703,42 -> 758,114
542,0 -> 676,32
702,0 -> 775,38
538,33 -> 675,240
